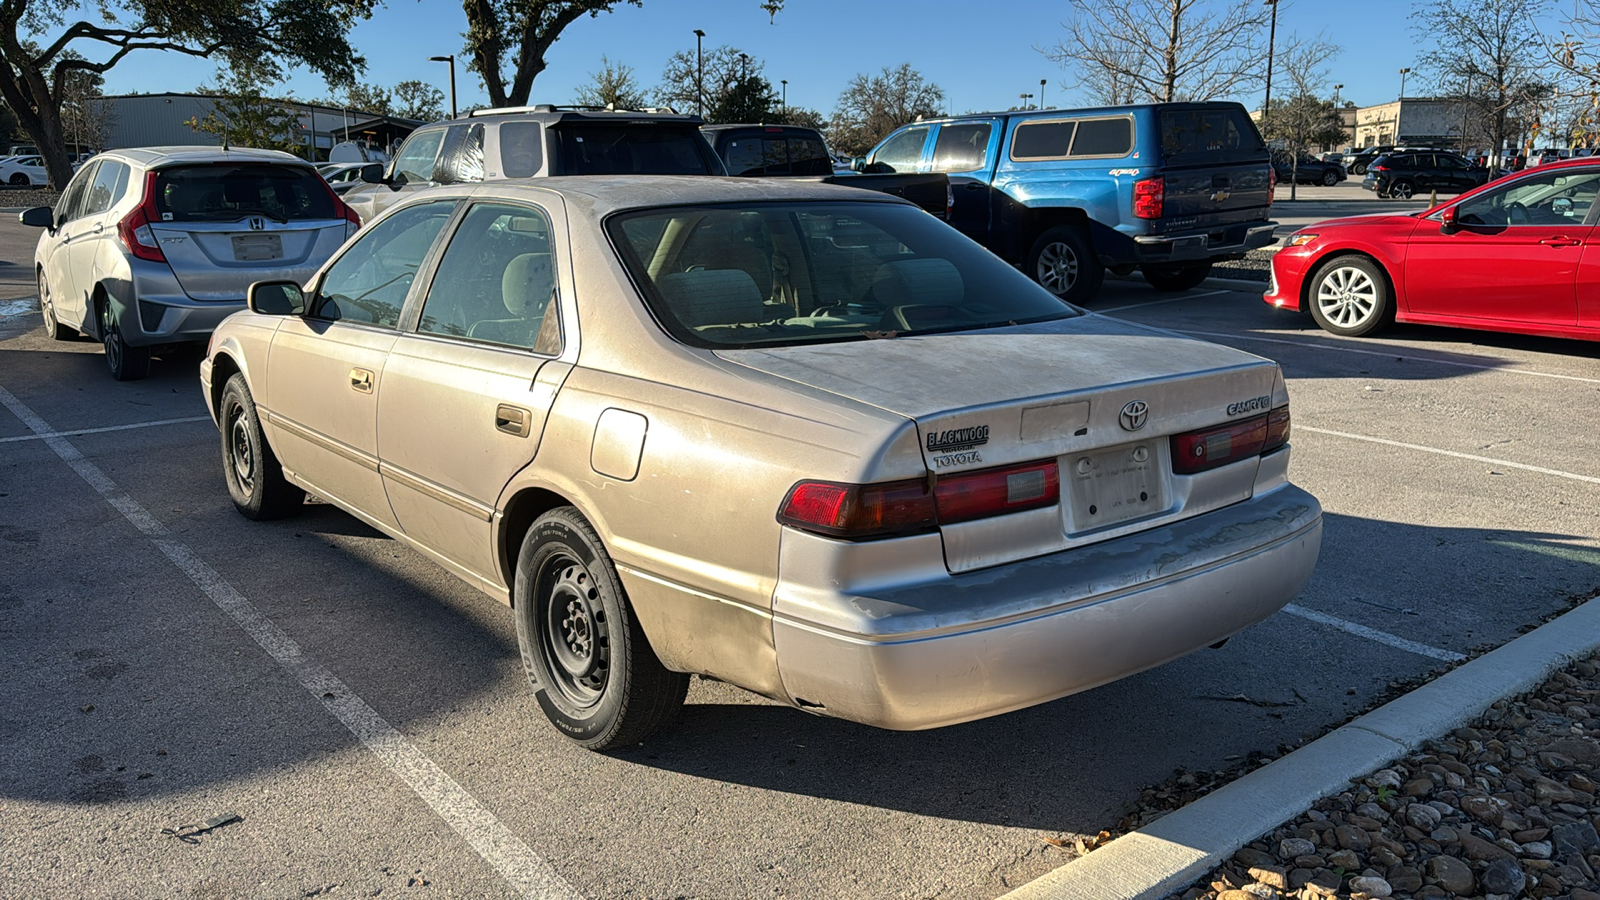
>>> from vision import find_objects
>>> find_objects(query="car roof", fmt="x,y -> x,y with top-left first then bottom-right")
408,106 -> 703,128
96,146 -> 312,168
700,124 -> 820,134
475,174 -> 908,219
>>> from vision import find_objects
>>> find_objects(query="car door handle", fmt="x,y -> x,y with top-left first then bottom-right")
349,367 -> 374,393
496,404 -> 530,437
1540,237 -> 1583,247
962,182 -> 986,191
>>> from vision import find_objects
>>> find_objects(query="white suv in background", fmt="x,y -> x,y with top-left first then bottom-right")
20,146 -> 359,380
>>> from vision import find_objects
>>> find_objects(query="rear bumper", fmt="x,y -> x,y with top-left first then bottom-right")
120,292 -> 245,346
771,481 -> 1322,730
1129,221 -> 1278,264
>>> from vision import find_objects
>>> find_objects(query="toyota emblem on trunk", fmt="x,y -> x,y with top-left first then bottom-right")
1119,400 -> 1149,431
249,217 -> 265,231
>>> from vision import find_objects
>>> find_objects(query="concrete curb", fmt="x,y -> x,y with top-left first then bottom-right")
998,596 -> 1600,900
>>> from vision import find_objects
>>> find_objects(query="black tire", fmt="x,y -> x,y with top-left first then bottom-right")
514,507 -> 688,751
100,298 -> 151,381
1140,262 -> 1213,293
8,173 -> 26,185
1026,225 -> 1104,304
38,270 -> 72,340
1352,164 -> 1367,175
1321,169 -> 1340,187
220,374 -> 305,520
1389,180 -> 1415,200
1307,255 -> 1392,337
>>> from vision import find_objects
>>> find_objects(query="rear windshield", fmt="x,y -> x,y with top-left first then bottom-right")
553,124 -> 717,176
720,134 -> 832,176
608,201 -> 1079,349
1158,107 -> 1266,162
154,163 -> 336,223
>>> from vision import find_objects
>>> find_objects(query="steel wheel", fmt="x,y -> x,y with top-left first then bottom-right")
219,373 -> 304,519
535,554 -> 611,708
1309,256 -> 1392,337
225,395 -> 257,497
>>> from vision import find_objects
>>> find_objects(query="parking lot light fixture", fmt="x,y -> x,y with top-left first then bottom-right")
1263,0 -> 1279,120
694,29 -> 706,118
1040,78 -> 1048,110
429,55 -> 457,118
1019,92 -> 1033,110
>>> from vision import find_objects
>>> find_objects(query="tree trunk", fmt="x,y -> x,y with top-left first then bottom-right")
0,62 -> 74,189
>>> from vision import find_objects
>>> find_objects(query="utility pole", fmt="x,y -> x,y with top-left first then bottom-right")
1398,67 -> 1411,143
1040,79 -> 1047,110
694,29 -> 706,118
429,55 -> 458,117
1263,0 -> 1279,119
781,79 -> 787,120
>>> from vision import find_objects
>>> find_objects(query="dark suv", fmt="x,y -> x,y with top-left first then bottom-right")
345,105 -> 726,222
1362,151 -> 1489,199
700,124 -> 834,175
1271,151 -> 1346,186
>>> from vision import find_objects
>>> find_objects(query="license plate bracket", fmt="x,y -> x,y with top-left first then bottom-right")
231,233 -> 282,261
1066,440 -> 1169,532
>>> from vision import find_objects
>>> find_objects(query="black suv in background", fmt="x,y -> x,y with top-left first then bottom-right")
1361,150 -> 1490,199
1271,151 -> 1346,186
345,105 -> 726,222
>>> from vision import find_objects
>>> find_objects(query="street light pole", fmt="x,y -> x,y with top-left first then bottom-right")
1019,93 -> 1033,110
429,55 -> 457,117
693,29 -> 706,118
1398,67 -> 1411,142
1398,67 -> 1410,102
1040,78 -> 1047,110
1263,0 -> 1279,119
781,79 -> 787,119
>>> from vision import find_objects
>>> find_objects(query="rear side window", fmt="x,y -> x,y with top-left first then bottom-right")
418,202 -> 561,354
1010,121 -> 1075,160
152,164 -> 336,223
1158,107 -> 1265,162
438,123 -> 485,184
553,124 -> 714,175
500,121 -> 544,177
1009,117 -> 1131,160
1070,118 -> 1133,156
932,123 -> 992,172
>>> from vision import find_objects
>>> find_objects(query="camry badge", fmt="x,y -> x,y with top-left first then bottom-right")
1119,400 -> 1149,432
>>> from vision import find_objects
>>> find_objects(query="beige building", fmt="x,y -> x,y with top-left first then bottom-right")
1352,98 -> 1487,152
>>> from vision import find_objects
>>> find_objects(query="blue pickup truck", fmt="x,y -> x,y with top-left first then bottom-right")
860,102 -> 1277,301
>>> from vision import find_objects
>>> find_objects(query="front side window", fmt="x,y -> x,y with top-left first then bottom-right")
310,201 -> 455,327
609,201 -> 1080,348
391,129 -> 446,185
417,202 -> 561,354
870,128 -> 928,173
931,123 -> 992,172
1454,169 -> 1600,227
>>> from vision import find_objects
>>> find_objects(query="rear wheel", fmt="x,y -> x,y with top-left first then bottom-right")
220,374 -> 305,520
515,507 -> 688,751
1309,255 -> 1391,337
38,270 -> 72,340
1027,225 -> 1104,304
1389,180 -> 1415,200
100,298 -> 151,381
1352,164 -> 1367,175
1140,262 -> 1212,292
1321,169 -> 1340,187
7,173 -> 26,185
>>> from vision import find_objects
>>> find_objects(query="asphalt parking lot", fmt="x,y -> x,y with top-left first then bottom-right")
2,210 -> 1597,900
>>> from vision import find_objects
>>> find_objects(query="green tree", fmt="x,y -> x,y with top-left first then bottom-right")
573,55 -> 647,109
828,64 -> 944,156
708,74 -> 777,123
463,0 -> 641,109
393,80 -> 445,120
343,82 -> 393,116
187,67 -> 301,155
0,0 -> 369,187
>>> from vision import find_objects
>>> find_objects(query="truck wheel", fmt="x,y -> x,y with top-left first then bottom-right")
1309,255 -> 1392,337
515,507 -> 689,751
1027,226 -> 1104,304
1140,263 -> 1213,293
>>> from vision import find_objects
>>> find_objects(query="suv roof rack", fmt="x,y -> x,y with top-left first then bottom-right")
467,103 -> 684,118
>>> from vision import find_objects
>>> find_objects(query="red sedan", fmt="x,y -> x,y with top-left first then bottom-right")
1264,158 -> 1600,341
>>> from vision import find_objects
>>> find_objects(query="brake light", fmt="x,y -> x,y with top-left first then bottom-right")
1134,176 -> 1164,219
1268,167 -> 1277,204
778,459 -> 1062,540
117,171 -> 166,263
1372,164 -> 1389,173
1170,406 -> 1291,474
318,175 -> 361,228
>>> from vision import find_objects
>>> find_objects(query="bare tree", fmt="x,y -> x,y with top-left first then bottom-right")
574,55 -> 647,109
656,45 -> 759,115
828,63 -> 944,156
1260,36 -> 1344,199
781,106 -> 827,131
463,0 -> 641,109
1039,0 -> 1270,105
1413,0 -> 1545,165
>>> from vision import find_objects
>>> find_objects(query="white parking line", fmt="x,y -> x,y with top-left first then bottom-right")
0,382 -> 580,900
1096,289 -> 1229,313
1174,328 -> 1600,386
1283,604 -> 1467,662
0,415 -> 211,443
1299,425 -> 1600,485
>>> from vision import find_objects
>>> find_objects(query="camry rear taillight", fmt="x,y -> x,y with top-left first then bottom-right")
117,171 -> 166,263
778,459 -> 1061,540
1170,406 -> 1291,474
1134,176 -> 1164,219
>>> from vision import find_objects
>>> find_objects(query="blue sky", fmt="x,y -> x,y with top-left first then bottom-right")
94,0 -> 1512,116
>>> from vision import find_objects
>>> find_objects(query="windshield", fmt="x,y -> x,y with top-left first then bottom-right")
608,201 -> 1080,348
553,124 -> 717,175
153,163 -> 336,223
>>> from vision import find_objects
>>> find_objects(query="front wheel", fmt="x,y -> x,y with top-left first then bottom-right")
1309,255 -> 1392,337
515,507 -> 688,751
1027,225 -> 1104,304
220,374 -> 305,519
7,173 -> 26,185
100,300 -> 151,381
1321,169 -> 1340,187
1140,262 -> 1212,293
38,270 -> 72,340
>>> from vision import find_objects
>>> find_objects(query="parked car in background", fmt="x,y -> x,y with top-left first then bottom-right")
703,122 -> 951,218
203,175 -> 1321,750
1272,151 -> 1347,186
317,161 -> 368,194
1266,158 -> 1598,340
861,101 -> 1277,300
0,155 -> 47,185
1361,150 -> 1490,199
20,146 -> 359,380
343,104 -> 726,223
1343,147 -> 1391,175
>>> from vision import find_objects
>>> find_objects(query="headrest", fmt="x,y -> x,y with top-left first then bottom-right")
502,253 -> 554,316
871,258 -> 964,308
656,269 -> 765,329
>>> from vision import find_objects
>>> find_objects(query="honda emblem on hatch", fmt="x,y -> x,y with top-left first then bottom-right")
249,217 -> 265,231
1119,400 -> 1149,431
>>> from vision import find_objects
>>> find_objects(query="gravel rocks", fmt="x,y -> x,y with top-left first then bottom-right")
1164,654 -> 1600,899
0,185 -> 60,209
1210,249 -> 1274,283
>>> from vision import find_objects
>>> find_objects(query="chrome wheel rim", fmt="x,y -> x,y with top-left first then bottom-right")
1392,182 -> 1413,199
225,399 -> 255,495
103,315 -> 122,372
1316,266 -> 1379,329
38,273 -> 54,332
1036,242 -> 1079,295
536,555 -> 610,707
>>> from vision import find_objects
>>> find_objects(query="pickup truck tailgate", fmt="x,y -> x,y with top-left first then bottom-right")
1154,105 -> 1273,230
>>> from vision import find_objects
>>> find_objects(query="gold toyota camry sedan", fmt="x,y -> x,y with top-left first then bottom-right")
201,176 -> 1322,750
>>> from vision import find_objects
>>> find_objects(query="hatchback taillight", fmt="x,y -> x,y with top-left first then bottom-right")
116,171 -> 166,264
1133,176 -> 1164,219
1170,406 -> 1291,475
778,459 -> 1061,540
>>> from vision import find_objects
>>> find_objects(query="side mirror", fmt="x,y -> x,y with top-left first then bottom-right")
851,157 -> 866,173
358,163 -> 385,184
1439,206 -> 1459,234
247,281 -> 306,316
18,206 -> 53,228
